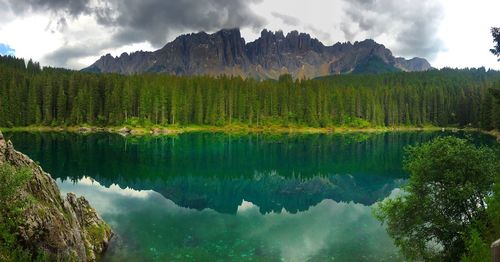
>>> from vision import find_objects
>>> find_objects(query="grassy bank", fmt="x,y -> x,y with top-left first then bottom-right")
1,124 -> 497,138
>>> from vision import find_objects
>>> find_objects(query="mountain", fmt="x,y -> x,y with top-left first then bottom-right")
83,28 -> 432,79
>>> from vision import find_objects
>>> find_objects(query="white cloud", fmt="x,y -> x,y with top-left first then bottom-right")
55,176 -> 401,260
66,176 -> 154,199
1,0 -> 499,70
433,0 -> 500,70
0,14 -> 60,62
237,199 -> 257,213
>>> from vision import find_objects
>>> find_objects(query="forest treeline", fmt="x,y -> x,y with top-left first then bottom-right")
0,55 -> 499,129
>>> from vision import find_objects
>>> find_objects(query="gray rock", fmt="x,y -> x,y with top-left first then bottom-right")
118,127 -> 132,134
83,28 -> 432,79
0,130 -> 113,261
78,127 -> 91,133
394,57 -> 433,72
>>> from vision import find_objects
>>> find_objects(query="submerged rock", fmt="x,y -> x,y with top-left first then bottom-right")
118,127 -> 132,134
78,127 -> 92,133
0,130 -> 113,261
151,128 -> 177,135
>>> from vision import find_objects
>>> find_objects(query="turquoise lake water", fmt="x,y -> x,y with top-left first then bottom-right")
4,131 -> 496,261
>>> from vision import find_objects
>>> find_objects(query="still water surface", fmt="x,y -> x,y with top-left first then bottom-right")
5,131 -> 496,261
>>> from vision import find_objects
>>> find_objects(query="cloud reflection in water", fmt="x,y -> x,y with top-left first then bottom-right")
58,178 -> 401,261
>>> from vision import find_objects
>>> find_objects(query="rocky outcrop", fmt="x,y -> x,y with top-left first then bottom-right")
83,28 -> 432,79
394,57 -> 433,72
0,131 -> 112,261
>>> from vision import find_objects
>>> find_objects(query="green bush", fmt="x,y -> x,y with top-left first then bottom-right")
344,116 -> 371,128
124,117 -> 141,127
0,164 -> 33,261
462,146 -> 500,261
461,229 -> 489,262
374,136 -> 499,261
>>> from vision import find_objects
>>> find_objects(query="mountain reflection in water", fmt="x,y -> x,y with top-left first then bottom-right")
5,131 -> 495,261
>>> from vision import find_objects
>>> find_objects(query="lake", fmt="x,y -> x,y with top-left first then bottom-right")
4,131 -> 496,261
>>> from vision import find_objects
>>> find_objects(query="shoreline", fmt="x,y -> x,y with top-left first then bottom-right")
0,125 -> 498,139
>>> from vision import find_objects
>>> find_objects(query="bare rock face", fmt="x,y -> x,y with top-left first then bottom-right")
394,57 -> 433,72
83,28 -> 432,79
0,131 -> 112,261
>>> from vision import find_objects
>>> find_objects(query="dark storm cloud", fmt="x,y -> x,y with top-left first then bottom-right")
271,12 -> 300,26
4,0 -> 91,17
105,0 -> 265,47
4,0 -> 265,46
44,43 -> 105,67
3,0 -> 266,67
340,0 -> 444,59
306,25 -> 331,43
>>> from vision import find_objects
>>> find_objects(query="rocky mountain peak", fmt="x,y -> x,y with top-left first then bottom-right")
395,57 -> 433,72
218,28 -> 242,37
84,28 -> 432,78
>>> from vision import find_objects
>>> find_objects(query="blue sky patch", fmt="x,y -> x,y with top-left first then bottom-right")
0,43 -> 15,56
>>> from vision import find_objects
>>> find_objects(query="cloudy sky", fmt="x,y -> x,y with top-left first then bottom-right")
0,0 -> 499,70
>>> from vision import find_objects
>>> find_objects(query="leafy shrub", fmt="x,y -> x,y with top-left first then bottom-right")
344,116 -> 371,128
0,164 -> 33,261
374,137 -> 499,261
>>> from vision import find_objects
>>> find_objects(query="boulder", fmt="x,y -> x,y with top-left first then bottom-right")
118,127 -> 132,134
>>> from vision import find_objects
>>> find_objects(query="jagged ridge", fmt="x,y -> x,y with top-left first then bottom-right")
83,28 -> 432,79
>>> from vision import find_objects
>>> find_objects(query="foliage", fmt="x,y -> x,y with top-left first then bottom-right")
374,136 -> 499,261
491,27 -> 500,61
464,179 -> 500,261
0,164 -> 33,261
87,223 -> 110,244
480,175 -> 500,254
0,56 -> 500,130
343,116 -> 371,128
124,117 -> 141,127
461,229 -> 489,262
490,87 -> 500,129
352,56 -> 401,74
